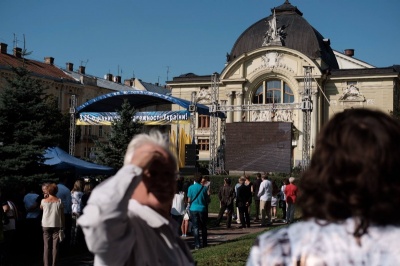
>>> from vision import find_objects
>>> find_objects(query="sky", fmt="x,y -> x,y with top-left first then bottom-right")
1,0 -> 399,85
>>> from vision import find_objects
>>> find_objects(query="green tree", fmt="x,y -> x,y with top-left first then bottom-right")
95,99 -> 142,169
0,67 -> 68,188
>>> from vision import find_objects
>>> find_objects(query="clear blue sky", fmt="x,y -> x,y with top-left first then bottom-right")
1,0 -> 399,85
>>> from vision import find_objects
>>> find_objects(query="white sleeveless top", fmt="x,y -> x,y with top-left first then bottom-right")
41,199 -> 64,227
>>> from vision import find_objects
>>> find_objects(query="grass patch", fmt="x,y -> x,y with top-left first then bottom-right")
192,225 -> 286,266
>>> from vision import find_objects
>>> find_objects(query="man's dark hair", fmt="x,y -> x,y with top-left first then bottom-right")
194,173 -> 203,184
299,108 -> 400,237
224,178 -> 231,185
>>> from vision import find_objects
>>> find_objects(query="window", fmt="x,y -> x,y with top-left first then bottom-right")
84,126 -> 92,136
253,85 -> 263,104
252,80 -> 294,104
198,115 -> 210,128
84,147 -> 89,158
198,139 -> 209,151
284,83 -> 294,103
266,80 -> 281,103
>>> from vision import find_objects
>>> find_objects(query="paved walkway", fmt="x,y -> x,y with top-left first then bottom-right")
49,215 -> 286,266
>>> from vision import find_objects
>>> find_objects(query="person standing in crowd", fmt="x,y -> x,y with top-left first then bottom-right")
182,178 -> 192,204
270,180 -> 280,220
56,176 -> 72,246
214,178 -> 235,228
78,130 -> 194,265
252,173 -> 262,222
234,177 -> 241,223
187,173 -> 209,250
247,108 -> 400,265
284,177 -> 298,224
258,173 -> 272,226
244,175 -> 253,218
236,176 -> 252,229
2,191 -> 18,265
170,176 -> 186,236
70,179 -> 84,245
23,185 -> 42,255
40,183 -> 64,266
181,206 -> 190,238
201,176 -> 211,210
80,182 -> 94,212
279,178 -> 289,222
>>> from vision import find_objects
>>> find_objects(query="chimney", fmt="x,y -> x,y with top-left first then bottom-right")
13,47 -> 22,58
66,62 -> 73,71
79,66 -> 86,74
0,43 -> 7,54
114,75 -> 121,83
344,49 -> 354,57
105,73 -> 113,81
124,79 -> 133,86
44,57 -> 54,65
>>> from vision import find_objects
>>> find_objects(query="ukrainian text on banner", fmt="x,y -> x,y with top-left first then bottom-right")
77,111 -> 190,125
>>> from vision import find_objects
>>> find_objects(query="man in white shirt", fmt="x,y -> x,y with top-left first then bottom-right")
257,173 -> 272,226
78,131 -> 194,266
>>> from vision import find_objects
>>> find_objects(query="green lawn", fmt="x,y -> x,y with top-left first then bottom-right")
192,225 -> 286,266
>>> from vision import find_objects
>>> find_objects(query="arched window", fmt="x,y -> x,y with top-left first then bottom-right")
252,79 -> 294,104
253,85 -> 263,104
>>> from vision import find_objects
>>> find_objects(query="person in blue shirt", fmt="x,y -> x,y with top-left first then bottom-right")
187,173 -> 209,250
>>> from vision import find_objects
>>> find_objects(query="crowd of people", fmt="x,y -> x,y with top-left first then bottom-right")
0,176 -> 95,265
2,108 -> 400,265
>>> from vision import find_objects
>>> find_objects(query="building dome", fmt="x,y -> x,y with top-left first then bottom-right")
229,0 -> 339,70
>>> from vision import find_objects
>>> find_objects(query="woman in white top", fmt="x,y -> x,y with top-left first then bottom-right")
41,183 -> 64,266
247,109 -> 400,266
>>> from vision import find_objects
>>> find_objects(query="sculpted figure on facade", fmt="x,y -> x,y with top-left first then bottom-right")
339,84 -> 365,102
196,87 -> 211,104
262,9 -> 286,47
250,109 -> 295,123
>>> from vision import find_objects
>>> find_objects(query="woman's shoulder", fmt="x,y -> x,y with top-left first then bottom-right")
248,219 -> 400,265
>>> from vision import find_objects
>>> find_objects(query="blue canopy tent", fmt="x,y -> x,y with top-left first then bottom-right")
76,90 -> 226,118
44,147 -> 115,175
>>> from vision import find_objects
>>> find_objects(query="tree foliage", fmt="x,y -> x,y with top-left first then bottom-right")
0,67 -> 69,188
95,99 -> 143,170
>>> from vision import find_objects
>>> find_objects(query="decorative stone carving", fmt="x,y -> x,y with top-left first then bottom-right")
196,87 -> 211,104
261,52 -> 282,68
226,91 -> 234,97
366,99 -> 375,105
338,84 -> 365,102
262,9 -> 287,47
250,52 -> 295,75
250,109 -> 296,122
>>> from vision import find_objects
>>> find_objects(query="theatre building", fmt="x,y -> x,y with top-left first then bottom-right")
167,1 -> 400,173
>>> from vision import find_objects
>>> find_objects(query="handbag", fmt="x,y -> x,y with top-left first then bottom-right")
59,228 -> 65,242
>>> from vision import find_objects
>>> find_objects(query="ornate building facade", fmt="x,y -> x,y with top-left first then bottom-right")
167,1 -> 400,170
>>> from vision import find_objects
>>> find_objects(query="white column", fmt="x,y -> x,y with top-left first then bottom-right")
226,91 -> 234,123
235,92 -> 243,122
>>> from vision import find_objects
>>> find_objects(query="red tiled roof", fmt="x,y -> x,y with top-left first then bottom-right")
0,52 -> 75,82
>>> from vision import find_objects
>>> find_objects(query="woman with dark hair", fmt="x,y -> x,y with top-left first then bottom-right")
247,108 -> 400,265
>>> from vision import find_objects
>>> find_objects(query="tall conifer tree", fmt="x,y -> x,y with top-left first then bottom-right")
0,67 -> 68,187
95,99 -> 142,170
